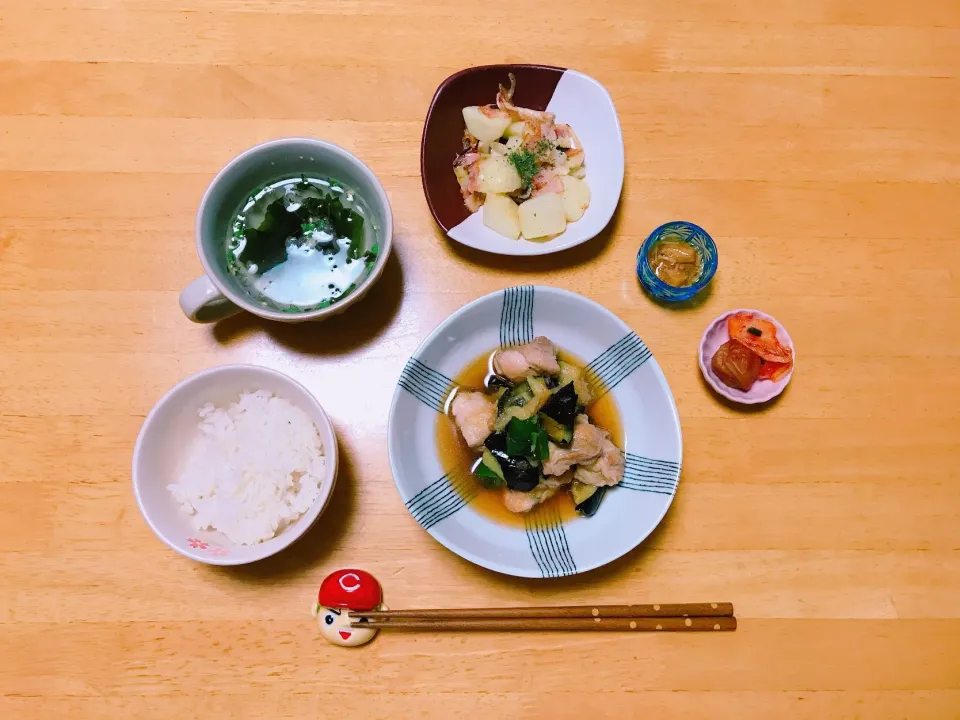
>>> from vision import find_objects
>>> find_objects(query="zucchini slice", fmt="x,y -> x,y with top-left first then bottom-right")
541,414 -> 573,445
527,375 -> 549,397
558,360 -> 579,388
481,448 -> 505,481
497,380 -> 533,414
558,360 -> 594,407
494,379 -> 550,432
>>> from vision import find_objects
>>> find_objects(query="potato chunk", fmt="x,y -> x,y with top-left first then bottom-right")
476,156 -> 522,194
505,121 -> 528,138
462,106 -> 511,143
560,175 -> 591,222
483,194 -> 521,240
518,194 -> 567,239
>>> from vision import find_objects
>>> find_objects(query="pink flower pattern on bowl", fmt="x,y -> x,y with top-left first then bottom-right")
698,308 -> 795,405
186,538 -> 230,556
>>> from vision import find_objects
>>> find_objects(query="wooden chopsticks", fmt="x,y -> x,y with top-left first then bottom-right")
349,603 -> 736,632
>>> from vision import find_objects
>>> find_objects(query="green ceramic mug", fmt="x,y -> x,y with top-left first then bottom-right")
179,138 -> 393,323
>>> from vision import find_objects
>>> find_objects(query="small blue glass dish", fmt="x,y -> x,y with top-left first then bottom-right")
637,221 -> 718,302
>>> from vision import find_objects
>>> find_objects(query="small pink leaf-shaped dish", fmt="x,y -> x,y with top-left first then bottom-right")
698,309 -> 796,405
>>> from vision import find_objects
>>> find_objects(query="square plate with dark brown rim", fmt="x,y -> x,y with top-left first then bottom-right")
421,65 -> 624,257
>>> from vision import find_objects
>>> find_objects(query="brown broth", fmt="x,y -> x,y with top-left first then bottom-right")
435,348 -> 624,528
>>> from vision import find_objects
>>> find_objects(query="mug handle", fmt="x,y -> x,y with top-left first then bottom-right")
179,275 -> 242,323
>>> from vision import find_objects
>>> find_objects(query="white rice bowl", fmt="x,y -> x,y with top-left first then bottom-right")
133,365 -> 339,566
168,391 -> 327,546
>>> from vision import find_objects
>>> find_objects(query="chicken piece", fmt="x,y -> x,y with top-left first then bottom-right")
450,391 -> 496,449
502,471 -> 574,514
573,436 -> 624,487
542,415 -> 607,476
493,336 -> 561,382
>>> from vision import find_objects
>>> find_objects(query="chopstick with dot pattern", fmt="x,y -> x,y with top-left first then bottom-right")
352,617 -> 736,632
350,603 -> 736,632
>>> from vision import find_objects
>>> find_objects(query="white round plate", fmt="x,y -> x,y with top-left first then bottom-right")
387,286 -> 682,578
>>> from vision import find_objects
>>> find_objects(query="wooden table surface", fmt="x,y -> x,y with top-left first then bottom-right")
2,1 -> 959,718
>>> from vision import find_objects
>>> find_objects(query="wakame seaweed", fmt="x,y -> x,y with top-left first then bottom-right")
240,188 -> 365,274
227,176 -> 376,312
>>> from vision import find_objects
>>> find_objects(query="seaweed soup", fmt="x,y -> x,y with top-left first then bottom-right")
436,348 -> 624,528
226,175 -> 379,312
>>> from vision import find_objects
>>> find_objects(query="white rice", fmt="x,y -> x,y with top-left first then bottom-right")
168,390 -> 326,546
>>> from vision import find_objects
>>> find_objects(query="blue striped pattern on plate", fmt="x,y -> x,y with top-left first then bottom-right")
585,332 -> 652,398
398,358 -> 455,413
620,453 -> 681,495
524,505 -> 578,578
405,468 -> 477,530
499,285 -> 535,347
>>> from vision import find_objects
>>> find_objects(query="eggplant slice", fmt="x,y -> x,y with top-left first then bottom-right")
484,431 -> 539,491
575,485 -> 607,517
540,382 -> 578,426
484,373 -> 513,391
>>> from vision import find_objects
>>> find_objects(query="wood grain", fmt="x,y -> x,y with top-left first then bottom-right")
0,0 -> 957,718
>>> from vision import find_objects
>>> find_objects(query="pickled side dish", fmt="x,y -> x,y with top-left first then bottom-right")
711,340 -> 762,391
647,237 -> 703,287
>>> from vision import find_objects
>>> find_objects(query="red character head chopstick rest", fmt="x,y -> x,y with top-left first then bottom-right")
311,569 -> 384,647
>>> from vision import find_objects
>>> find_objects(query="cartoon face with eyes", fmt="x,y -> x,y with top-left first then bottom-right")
311,569 -> 383,647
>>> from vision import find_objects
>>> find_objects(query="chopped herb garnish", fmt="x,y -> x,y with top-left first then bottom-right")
747,327 -> 762,337
301,222 -> 316,233
534,138 -> 555,156
507,148 -> 539,191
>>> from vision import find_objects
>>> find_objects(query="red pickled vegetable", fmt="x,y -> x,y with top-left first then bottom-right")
728,313 -> 793,364
758,360 -> 792,382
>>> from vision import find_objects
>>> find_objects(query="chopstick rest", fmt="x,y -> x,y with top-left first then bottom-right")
311,569 -> 386,647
